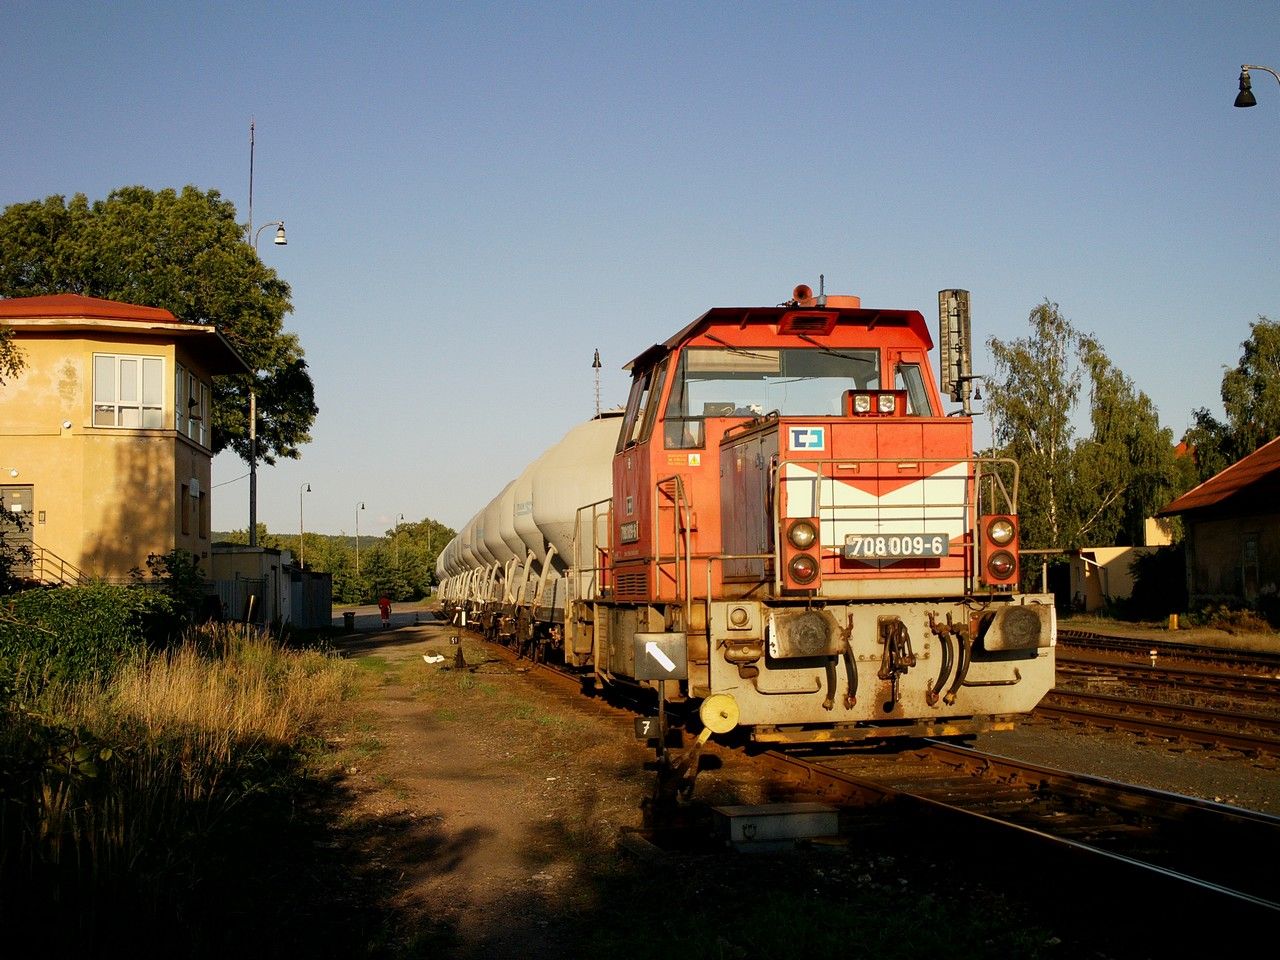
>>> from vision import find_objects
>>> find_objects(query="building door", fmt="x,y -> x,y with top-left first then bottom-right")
1242,534 -> 1260,604
1,485 -> 35,580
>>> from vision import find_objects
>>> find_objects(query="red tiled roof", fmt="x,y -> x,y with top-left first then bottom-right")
0,292 -> 250,375
1159,434 -> 1280,515
0,293 -> 176,323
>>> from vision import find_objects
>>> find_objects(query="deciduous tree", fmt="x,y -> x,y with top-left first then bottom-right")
987,301 -> 1183,552
986,301 -> 1082,550
1076,339 -> 1177,545
1185,317 -> 1280,481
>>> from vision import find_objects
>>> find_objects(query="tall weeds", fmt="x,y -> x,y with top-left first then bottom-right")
0,622 -> 354,951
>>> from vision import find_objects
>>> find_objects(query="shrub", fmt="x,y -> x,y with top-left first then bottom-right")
132,548 -> 211,632
1189,603 -> 1274,634
0,584 -> 174,700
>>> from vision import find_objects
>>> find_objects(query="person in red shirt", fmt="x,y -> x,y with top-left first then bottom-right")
378,595 -> 391,628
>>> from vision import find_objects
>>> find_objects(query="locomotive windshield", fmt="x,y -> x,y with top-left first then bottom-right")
664,346 -> 879,449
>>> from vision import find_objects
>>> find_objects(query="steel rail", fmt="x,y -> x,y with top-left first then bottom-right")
1057,652 -> 1280,695
1036,690 -> 1280,755
1058,627 -> 1280,672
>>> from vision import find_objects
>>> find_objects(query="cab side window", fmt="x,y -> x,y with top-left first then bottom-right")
617,360 -> 668,452
894,362 -> 933,416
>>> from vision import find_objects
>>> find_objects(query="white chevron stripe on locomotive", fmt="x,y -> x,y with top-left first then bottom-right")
781,461 -> 970,560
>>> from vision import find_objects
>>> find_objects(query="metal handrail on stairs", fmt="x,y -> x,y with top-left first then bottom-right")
30,545 -> 90,587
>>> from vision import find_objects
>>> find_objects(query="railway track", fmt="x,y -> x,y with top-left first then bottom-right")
1058,627 -> 1280,673
758,739 -> 1280,951
1057,651 -> 1280,698
1036,688 -> 1280,756
1050,639 -> 1280,753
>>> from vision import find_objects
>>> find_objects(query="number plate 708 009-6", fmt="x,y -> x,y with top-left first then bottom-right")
843,533 -> 949,559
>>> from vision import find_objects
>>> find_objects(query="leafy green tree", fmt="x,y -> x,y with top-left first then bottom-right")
1075,340 -> 1178,545
218,523 -> 282,549
218,516 -> 455,603
987,300 -> 1183,553
1185,317 -> 1280,481
987,300 -> 1083,550
0,186 -> 316,465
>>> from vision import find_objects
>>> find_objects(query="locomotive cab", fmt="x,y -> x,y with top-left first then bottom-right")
598,287 -> 1055,743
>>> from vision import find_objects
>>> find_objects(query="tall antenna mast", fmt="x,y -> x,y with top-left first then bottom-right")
592,348 -> 602,417
247,119 -> 255,241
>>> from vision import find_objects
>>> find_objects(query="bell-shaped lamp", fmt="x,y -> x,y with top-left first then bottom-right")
1235,69 -> 1257,108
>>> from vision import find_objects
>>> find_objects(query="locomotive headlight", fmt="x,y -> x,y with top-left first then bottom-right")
853,393 -> 872,414
877,392 -> 896,413
789,554 -> 819,584
986,517 -> 1015,546
987,550 -> 1016,580
787,519 -> 818,550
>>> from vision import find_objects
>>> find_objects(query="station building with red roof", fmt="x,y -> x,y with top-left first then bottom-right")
0,293 -> 249,582
1159,435 -> 1280,610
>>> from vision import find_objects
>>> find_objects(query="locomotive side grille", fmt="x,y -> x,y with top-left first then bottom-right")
614,569 -> 648,600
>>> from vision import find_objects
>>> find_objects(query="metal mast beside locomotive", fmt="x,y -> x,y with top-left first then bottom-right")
438,285 -> 1056,744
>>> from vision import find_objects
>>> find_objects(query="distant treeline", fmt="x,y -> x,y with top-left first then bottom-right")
214,518 -> 454,604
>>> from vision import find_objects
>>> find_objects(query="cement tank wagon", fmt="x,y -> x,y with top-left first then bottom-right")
438,412 -> 621,644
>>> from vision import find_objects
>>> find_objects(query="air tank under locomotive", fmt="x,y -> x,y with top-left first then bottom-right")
438,286 -> 1056,744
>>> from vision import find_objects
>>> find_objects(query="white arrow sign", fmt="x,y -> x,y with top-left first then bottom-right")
644,640 -> 677,674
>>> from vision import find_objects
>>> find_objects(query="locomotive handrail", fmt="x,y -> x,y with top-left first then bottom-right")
570,497 -> 613,606
652,474 -> 693,627
702,552 -> 775,609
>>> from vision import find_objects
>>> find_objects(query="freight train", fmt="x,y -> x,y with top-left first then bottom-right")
437,285 -> 1056,745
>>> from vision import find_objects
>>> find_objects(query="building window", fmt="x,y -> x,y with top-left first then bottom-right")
175,364 -> 210,447
94,354 -> 164,428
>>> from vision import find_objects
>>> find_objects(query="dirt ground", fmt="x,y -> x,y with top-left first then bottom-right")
318,609 -> 1280,958
324,614 -> 658,957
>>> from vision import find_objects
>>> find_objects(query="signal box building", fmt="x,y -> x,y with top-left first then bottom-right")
1159,435 -> 1280,608
0,294 -> 250,583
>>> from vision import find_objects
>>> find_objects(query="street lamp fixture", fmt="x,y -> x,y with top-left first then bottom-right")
299,483 -> 311,568
254,220 -> 287,248
1235,64 -> 1280,108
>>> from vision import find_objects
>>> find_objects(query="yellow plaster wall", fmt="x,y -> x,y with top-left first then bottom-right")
0,329 -> 218,580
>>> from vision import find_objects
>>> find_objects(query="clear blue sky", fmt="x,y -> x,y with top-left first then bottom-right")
3,1 -> 1278,538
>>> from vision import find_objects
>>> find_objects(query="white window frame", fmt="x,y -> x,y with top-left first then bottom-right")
175,363 -> 210,447
93,354 -> 165,429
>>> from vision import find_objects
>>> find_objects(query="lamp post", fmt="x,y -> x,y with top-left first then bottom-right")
299,483 -> 311,568
1235,64 -> 1280,108
394,513 -> 405,568
244,119 -> 288,548
355,501 -> 366,581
